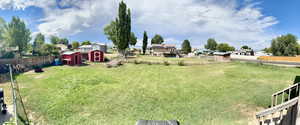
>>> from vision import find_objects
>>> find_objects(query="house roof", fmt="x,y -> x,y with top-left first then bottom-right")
62,51 -> 78,55
92,42 -> 106,46
151,44 -> 176,48
213,52 -> 231,56
79,45 -> 92,48
55,44 -> 67,48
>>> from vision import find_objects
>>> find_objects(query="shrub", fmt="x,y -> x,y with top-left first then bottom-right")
134,60 -> 140,64
178,61 -> 185,66
147,62 -> 152,65
104,57 -> 110,62
0,51 -> 15,59
163,61 -> 170,66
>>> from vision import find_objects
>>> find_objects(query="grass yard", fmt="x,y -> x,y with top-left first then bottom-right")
16,62 -> 300,125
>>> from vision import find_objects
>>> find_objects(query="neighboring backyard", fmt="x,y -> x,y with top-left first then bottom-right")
16,61 -> 299,125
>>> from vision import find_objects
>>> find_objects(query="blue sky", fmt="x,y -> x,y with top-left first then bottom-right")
0,0 -> 299,49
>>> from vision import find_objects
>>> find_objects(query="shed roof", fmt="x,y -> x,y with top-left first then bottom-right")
151,44 -> 176,49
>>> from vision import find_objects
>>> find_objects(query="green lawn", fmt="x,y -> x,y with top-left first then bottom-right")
16,62 -> 299,125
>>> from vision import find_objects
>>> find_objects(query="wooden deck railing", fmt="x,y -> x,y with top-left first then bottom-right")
256,83 -> 300,125
271,83 -> 299,107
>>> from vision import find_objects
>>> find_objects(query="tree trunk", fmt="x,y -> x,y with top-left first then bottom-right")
118,49 -> 127,58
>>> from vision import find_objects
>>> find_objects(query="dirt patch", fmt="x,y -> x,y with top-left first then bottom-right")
27,110 -> 47,125
24,70 -> 48,79
234,103 -> 264,125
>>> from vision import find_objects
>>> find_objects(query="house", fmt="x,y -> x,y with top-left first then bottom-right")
78,43 -> 107,53
88,50 -> 104,62
213,52 -> 231,62
150,44 -> 177,57
61,51 -> 82,65
55,44 -> 68,52
194,49 -> 214,55
233,49 -> 254,56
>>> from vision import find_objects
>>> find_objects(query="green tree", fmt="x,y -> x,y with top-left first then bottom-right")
0,17 -> 5,28
142,31 -> 148,55
262,48 -> 272,53
271,34 -> 299,56
241,45 -> 251,50
217,43 -> 235,52
72,41 -> 80,49
81,40 -> 91,45
151,34 -> 164,44
0,17 -> 6,50
41,44 -> 59,56
114,1 -> 131,55
104,20 -> 118,46
59,38 -> 69,45
205,38 -> 218,50
50,36 -> 60,44
2,16 -> 31,55
33,33 -> 45,56
181,39 -> 192,54
130,32 -> 137,46
0,17 -> 5,38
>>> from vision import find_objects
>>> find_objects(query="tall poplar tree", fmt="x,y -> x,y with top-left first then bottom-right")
115,1 -> 131,56
142,31 -> 148,55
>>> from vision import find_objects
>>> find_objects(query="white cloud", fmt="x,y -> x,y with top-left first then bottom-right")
0,0 -> 278,49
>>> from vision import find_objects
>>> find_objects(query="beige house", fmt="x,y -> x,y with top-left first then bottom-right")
150,44 -> 176,57
55,44 -> 68,52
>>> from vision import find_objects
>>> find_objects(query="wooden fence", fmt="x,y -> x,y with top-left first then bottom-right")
258,56 -> 300,62
0,56 -> 54,65
0,56 -> 54,83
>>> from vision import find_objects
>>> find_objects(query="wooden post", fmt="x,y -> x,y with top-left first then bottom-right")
275,95 -> 278,106
282,93 -> 285,104
272,95 -> 274,107
295,97 -> 300,125
270,113 -> 274,124
289,88 -> 292,100
280,110 -> 283,121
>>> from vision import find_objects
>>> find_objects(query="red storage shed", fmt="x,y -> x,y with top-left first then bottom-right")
61,51 -> 82,65
88,50 -> 104,62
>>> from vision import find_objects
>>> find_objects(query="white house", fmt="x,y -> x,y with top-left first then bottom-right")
78,43 -> 107,53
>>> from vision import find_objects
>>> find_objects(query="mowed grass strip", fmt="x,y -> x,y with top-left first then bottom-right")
17,62 -> 299,125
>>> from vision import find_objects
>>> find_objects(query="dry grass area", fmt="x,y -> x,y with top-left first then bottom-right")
0,82 -> 12,106
127,55 -> 215,65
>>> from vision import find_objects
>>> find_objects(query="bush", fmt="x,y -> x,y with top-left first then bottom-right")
134,60 -> 140,64
33,65 -> 44,73
0,51 -> 15,59
147,62 -> 152,65
104,57 -> 110,62
163,61 -> 170,66
178,61 -> 185,66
